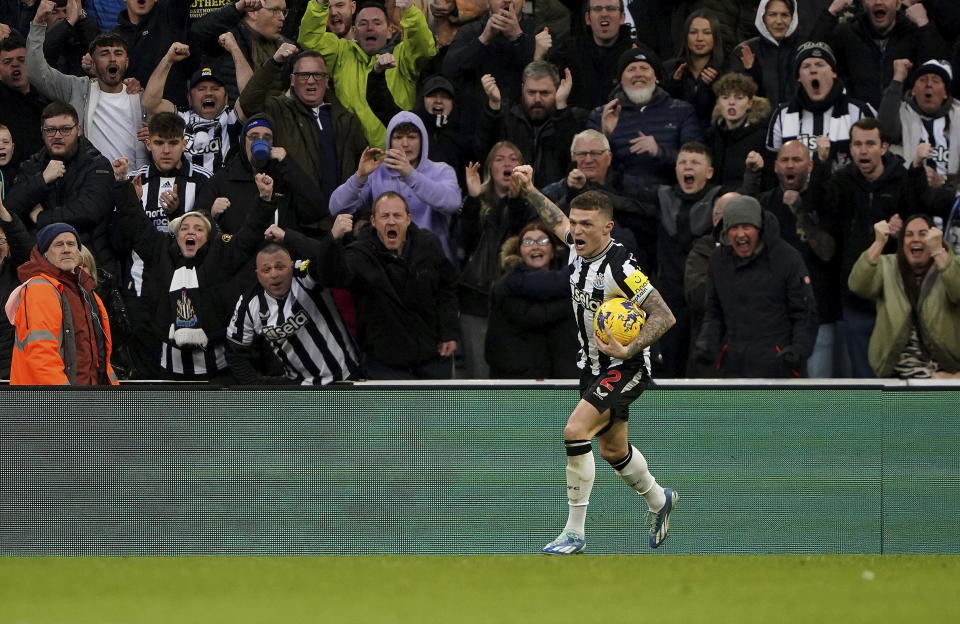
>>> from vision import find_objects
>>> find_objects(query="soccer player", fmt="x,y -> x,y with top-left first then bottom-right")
511,165 -> 679,554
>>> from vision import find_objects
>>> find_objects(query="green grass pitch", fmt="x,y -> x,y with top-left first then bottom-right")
1,555 -> 957,623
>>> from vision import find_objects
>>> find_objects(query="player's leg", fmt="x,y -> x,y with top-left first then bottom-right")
598,423 -> 678,548
542,399 -> 614,555
597,421 -> 666,511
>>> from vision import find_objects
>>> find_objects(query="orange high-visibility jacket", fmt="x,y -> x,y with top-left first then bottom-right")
7,274 -> 118,386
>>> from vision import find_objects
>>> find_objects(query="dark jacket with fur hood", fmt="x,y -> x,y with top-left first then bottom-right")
484,233 -> 578,379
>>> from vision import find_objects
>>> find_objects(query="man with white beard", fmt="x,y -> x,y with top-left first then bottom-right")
586,45 -> 703,191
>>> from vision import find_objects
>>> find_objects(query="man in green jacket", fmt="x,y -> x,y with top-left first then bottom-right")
298,0 -> 436,148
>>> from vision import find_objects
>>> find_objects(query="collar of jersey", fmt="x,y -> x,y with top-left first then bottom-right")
582,240 -> 614,262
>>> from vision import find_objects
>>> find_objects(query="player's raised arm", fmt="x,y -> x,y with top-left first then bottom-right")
597,288 -> 676,360
512,164 -> 570,242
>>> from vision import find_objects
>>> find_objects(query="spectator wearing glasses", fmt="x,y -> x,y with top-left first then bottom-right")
484,221 -> 579,379
238,44 -> 365,197
192,0 -> 297,102
4,101 -> 116,275
541,129 -> 643,263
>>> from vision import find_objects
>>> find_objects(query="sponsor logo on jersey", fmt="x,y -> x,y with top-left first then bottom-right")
263,311 -> 310,341
572,287 -> 601,311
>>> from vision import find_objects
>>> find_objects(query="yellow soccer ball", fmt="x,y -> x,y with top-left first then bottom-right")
594,297 -> 646,345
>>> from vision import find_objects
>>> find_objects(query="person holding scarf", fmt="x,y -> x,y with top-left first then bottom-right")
111,172 -> 275,380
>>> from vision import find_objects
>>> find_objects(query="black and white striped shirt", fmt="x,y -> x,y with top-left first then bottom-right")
566,237 -> 654,375
226,261 -> 360,385
178,107 -> 241,172
767,96 -> 876,170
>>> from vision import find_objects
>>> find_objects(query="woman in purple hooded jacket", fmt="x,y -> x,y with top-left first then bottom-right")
329,110 -> 462,262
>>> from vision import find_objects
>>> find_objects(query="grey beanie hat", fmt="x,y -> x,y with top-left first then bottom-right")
723,196 -> 763,232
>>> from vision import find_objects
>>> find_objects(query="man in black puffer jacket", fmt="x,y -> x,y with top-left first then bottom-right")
4,101 -> 116,275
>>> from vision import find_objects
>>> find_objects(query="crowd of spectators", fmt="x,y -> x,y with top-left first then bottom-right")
1,0 -> 959,383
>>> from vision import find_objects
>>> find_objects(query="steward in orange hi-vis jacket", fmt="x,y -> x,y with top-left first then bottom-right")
5,223 -> 117,385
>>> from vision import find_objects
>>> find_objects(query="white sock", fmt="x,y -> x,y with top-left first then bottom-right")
613,445 -> 665,511
562,441 -> 594,536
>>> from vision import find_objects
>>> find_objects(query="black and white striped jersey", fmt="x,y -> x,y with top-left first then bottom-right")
915,115 -> 952,178
129,161 -> 212,296
766,97 -> 876,170
566,236 -> 654,375
226,261 -> 360,385
178,107 -> 241,172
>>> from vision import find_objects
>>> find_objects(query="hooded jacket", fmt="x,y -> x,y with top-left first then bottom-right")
329,111 -> 462,262
484,234 -> 579,379
848,248 -> 960,377
695,210 -> 819,377
586,85 -> 704,189
728,0 -> 802,109
7,247 -> 117,385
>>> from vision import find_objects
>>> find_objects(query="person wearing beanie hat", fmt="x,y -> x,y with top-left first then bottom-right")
36,222 -> 81,257
194,110 -> 326,238
616,44 -> 662,86
766,40 -> 875,170
820,0 -> 950,109
586,39 -> 703,189
693,197 -> 818,378
792,40 -> 836,78
878,58 -> 960,182
6,221 -> 118,385
722,195 -> 763,242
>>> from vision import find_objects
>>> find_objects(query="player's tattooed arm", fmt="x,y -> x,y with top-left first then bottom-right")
512,164 -> 570,240
629,289 -> 676,358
